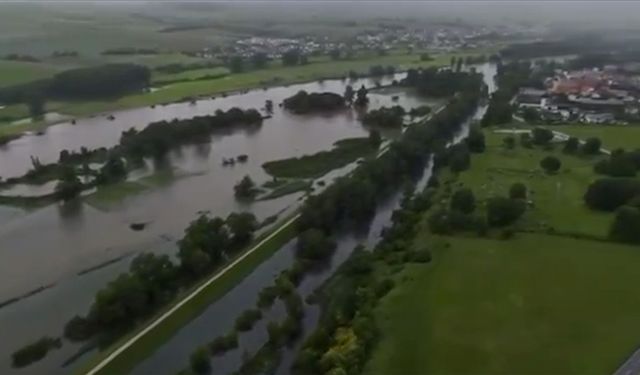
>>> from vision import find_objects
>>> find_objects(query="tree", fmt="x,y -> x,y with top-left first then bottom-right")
228,55 -> 244,73
584,178 -> 640,211
296,228 -> 336,261
55,166 -> 83,201
466,126 -> 485,153
540,156 -> 561,174
27,95 -> 45,119
563,137 -> 579,154
487,197 -> 526,227
354,85 -> 369,107
329,49 -> 341,60
509,183 -> 527,199
420,53 -> 432,61
609,206 -> 640,244
368,129 -> 382,147
450,144 -> 471,172
96,155 -> 127,184
520,132 -> 533,148
343,85 -> 354,104
522,107 -> 539,123
234,175 -> 258,199
226,212 -> 258,248
251,52 -> 268,69
503,135 -> 515,150
190,346 -> 211,374
531,127 -> 554,145
265,99 -> 274,113
582,137 -> 601,155
450,188 -> 476,214
282,49 -> 301,66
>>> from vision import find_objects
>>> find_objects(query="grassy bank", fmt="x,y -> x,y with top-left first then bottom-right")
262,137 -> 376,178
539,124 -> 640,151
461,131 -> 610,237
80,217 -> 298,375
367,233 -> 640,375
257,179 -> 311,200
0,50 -> 488,137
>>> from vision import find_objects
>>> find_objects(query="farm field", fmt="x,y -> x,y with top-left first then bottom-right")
366,233 -> 640,375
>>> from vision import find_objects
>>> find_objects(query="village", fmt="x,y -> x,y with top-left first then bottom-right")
516,65 -> 640,124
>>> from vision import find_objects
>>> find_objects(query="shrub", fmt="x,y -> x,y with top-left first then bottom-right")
509,182 -> 527,199
190,346 -> 211,375
487,197 -> 526,226
582,137 -> 601,154
531,127 -> 554,145
609,206 -> 640,244
235,309 -> 263,331
375,279 -> 396,298
584,178 -> 640,211
209,332 -> 239,355
11,337 -> 61,368
563,137 -> 579,154
540,156 -> 561,174
450,188 -> 476,214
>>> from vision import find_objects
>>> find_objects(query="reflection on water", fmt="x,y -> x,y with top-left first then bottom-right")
0,64 -> 497,375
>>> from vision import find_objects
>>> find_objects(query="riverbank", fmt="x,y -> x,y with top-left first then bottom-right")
79,214 -> 298,375
0,49 -> 489,138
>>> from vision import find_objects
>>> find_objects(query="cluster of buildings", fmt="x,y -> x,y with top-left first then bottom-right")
201,24 -> 522,61
516,67 -> 640,124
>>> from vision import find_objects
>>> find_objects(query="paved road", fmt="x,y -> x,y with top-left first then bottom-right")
614,348 -> 640,375
85,214 -> 300,375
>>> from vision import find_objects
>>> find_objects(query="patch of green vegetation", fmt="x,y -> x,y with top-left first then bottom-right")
0,60 -> 58,87
0,104 -> 29,121
49,51 -> 481,117
458,131 -> 611,237
262,137 -> 376,178
81,220 -> 297,375
258,179 -> 311,200
366,233 -> 640,375
84,181 -> 148,210
542,125 -> 640,151
152,66 -> 230,84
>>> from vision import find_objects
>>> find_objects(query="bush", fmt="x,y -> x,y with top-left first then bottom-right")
63,316 -> 95,342
509,182 -> 527,199
375,279 -> 396,298
190,346 -> 211,374
563,137 -> 580,154
582,137 -> 602,155
11,337 -> 61,368
466,126 -> 486,153
503,135 -> 515,149
584,178 -> 640,211
257,286 -> 279,309
296,228 -> 336,261
610,206 -> 640,243
235,309 -> 263,331
408,249 -> 432,263
540,156 -> 561,174
531,127 -> 554,145
209,332 -> 239,355
450,188 -> 476,214
487,197 -> 526,227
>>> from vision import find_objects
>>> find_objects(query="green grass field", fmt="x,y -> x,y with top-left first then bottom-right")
366,233 -> 640,375
0,60 -> 59,87
458,131 -> 611,237
543,125 -> 640,151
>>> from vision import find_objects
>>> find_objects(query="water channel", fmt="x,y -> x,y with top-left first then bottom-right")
0,67 -> 490,375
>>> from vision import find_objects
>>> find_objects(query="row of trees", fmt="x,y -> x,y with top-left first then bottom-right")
361,105 -> 405,127
0,64 -> 151,106
403,68 -> 483,97
282,90 -> 346,114
481,60 -> 532,127
64,212 -> 258,342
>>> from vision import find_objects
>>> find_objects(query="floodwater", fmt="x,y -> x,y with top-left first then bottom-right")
0,71 -> 452,375
129,63 -> 498,375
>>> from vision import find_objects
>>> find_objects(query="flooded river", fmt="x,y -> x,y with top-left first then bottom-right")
129,62 -> 497,375
0,69 -> 464,375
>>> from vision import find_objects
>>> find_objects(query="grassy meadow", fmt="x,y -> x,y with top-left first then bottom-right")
367,233 -> 640,375
365,128 -> 640,375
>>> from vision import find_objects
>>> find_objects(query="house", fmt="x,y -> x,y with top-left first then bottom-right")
582,112 -> 615,124
516,87 -> 547,108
